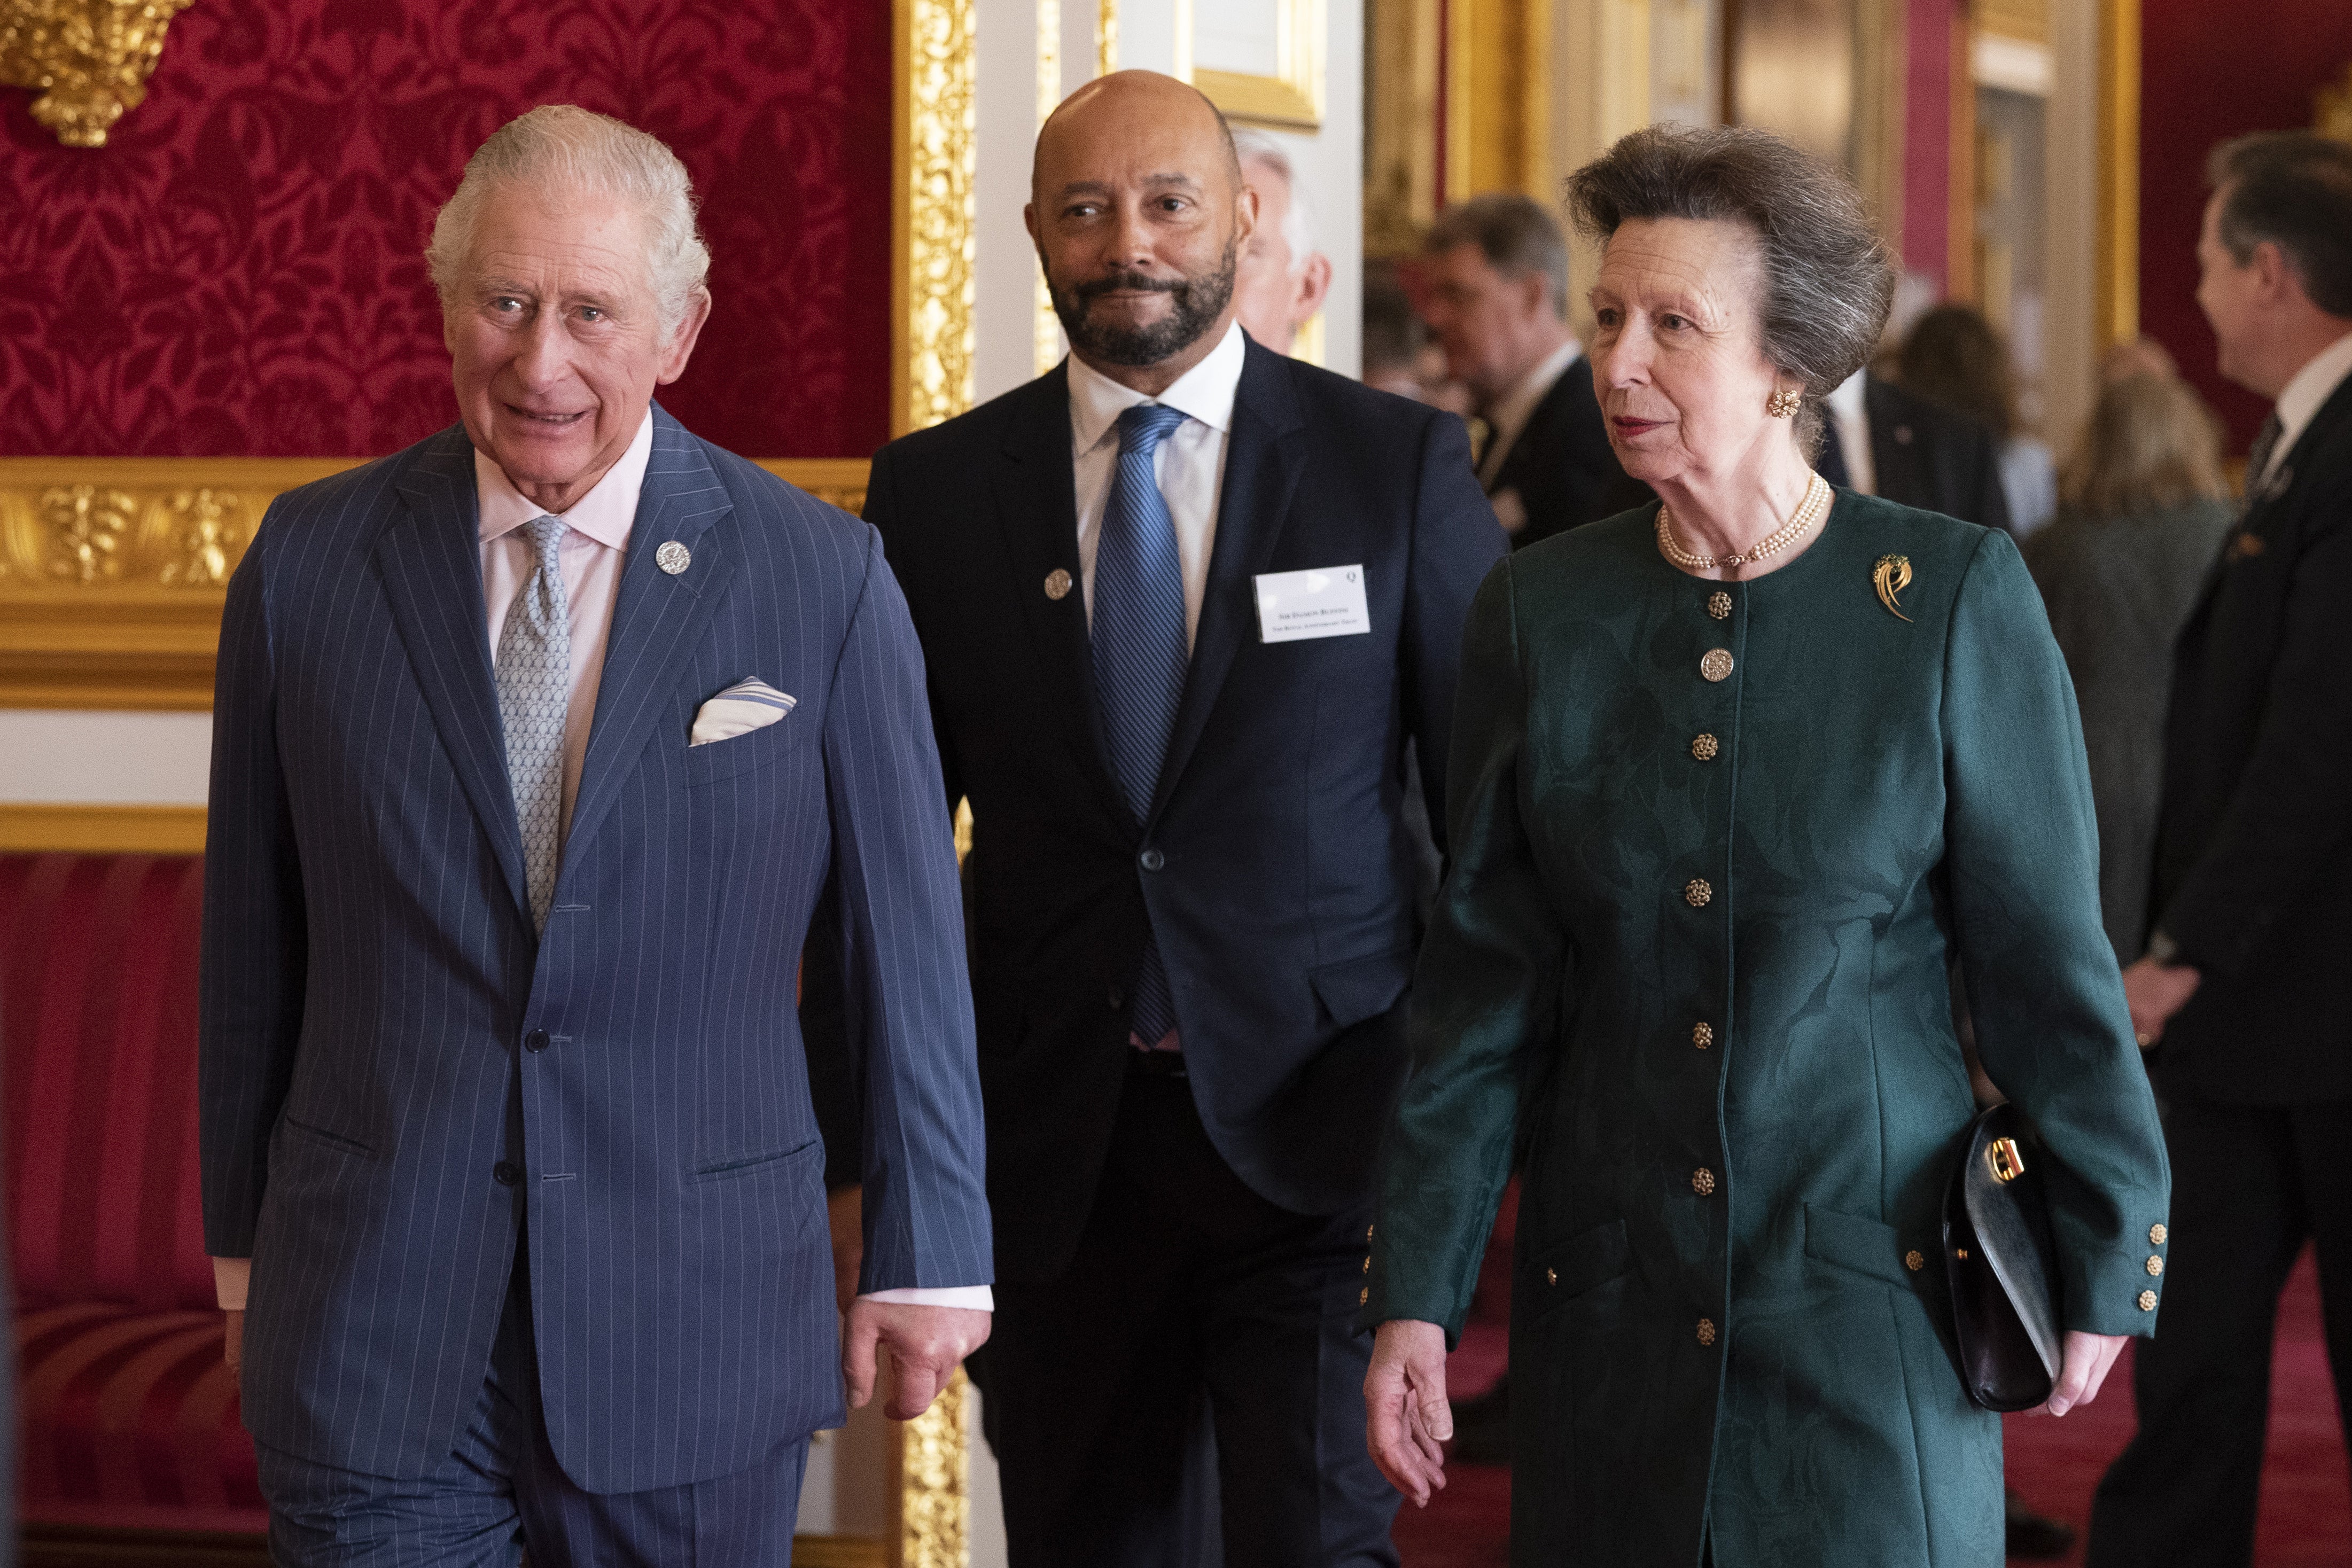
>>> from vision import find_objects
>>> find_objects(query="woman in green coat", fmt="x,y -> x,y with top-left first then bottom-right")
1361,125 -> 2172,1566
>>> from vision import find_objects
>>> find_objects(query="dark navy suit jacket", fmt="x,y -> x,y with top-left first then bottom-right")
198,408 -> 991,1493
861,338 -> 1505,1281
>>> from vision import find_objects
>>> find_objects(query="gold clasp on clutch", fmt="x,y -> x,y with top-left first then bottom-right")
1987,1138 -> 2026,1183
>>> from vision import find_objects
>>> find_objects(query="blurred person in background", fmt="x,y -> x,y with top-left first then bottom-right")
2025,372 -> 2235,963
1362,261 -> 1434,402
1230,129 -> 1333,357
1899,302 -> 2059,537
2101,334 -> 2183,387
1421,192 -> 1649,546
2089,129 -> 2352,1568
1816,353 -> 2013,535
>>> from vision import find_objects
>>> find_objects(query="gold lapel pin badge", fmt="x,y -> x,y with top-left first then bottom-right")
1873,554 -> 1913,622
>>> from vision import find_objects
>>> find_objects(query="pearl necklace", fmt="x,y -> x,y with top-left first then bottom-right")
1656,472 -> 1833,572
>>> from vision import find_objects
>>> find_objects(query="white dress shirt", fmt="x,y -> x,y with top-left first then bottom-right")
213,409 -> 988,1314
1475,337 -> 1584,490
1069,319 -> 1248,652
2260,328 -> 2352,486
1825,370 -> 1878,496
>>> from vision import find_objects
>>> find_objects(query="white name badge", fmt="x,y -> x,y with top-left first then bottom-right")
1253,565 -> 1372,643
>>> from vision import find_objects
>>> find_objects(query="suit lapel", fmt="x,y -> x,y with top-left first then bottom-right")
378,426 -> 531,923
993,368 -> 1133,832
1149,341 -> 1309,825
559,407 -> 741,872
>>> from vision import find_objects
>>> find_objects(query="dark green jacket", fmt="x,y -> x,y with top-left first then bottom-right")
1365,495 -> 2171,1567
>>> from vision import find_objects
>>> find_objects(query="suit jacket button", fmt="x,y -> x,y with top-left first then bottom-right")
1691,733 -> 1719,761
1692,1168 -> 1717,1196
525,1029 -> 549,1053
2149,1223 -> 2168,1245
1697,1318 -> 1718,1346
494,1162 -> 521,1186
1905,1250 -> 1925,1272
2138,1290 -> 2159,1311
1684,879 -> 1712,908
1692,1021 -> 1715,1049
1139,849 -> 1166,871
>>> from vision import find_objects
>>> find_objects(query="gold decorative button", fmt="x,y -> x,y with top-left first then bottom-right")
1691,733 -> 1719,761
1367,1225 -> 1375,1241
1360,1287 -> 1370,1307
1708,591 -> 1733,620
1905,1250 -> 1925,1273
2150,1223 -> 2167,1245
1692,1021 -> 1714,1049
1044,568 -> 1073,600
2138,1290 -> 2159,1312
1700,648 -> 1734,682
1684,879 -> 1712,908
2146,1255 -> 2164,1276
1697,1318 -> 1718,1346
1692,1168 -> 1717,1196
1546,1267 -> 1559,1286
1362,1257 -> 1370,1274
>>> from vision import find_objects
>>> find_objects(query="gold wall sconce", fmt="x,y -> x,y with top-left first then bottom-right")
0,0 -> 194,147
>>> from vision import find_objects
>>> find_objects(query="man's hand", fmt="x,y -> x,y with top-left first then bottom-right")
842,1300 -> 990,1421
2031,1329 -> 2129,1417
827,1185 -> 865,1316
2122,956 -> 2202,1047
223,1309 -> 244,1377
1365,1319 -> 1452,1507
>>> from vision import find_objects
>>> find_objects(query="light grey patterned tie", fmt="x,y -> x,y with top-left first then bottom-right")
497,516 -> 571,932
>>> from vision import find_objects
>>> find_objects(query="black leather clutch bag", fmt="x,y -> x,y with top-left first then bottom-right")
1942,1102 -> 2065,1411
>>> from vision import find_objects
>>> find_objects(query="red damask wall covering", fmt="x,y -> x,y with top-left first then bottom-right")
2139,0 -> 2352,456
0,0 -> 892,459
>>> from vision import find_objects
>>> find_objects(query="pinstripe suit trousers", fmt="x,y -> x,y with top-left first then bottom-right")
254,1245 -> 809,1568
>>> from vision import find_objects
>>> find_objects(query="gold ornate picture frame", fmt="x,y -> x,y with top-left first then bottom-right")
1178,0 -> 1327,129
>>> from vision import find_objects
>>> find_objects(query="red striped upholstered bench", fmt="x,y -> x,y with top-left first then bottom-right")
3,853 -> 268,1561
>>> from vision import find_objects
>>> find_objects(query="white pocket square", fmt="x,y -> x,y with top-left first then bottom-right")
691,678 -> 797,746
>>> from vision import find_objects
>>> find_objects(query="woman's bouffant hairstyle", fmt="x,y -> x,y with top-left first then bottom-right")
1897,303 -> 2018,442
2061,372 -> 2230,521
1564,124 -> 1896,456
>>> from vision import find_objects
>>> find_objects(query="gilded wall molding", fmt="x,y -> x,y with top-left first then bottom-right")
0,457 -> 870,710
894,0 -> 979,436
891,1368 -> 971,1568
0,0 -> 194,146
2094,0 -> 2139,348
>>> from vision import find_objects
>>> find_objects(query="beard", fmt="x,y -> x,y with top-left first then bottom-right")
1048,238 -> 1238,368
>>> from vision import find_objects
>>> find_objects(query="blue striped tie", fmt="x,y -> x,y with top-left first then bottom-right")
1093,402 -> 1190,1046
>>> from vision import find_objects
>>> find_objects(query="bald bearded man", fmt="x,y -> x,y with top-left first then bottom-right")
852,72 -> 1502,1566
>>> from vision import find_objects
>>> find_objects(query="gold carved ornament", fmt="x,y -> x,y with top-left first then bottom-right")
0,458 -> 869,710
0,0 -> 195,147
2321,64 -> 2352,144
895,0 -> 978,435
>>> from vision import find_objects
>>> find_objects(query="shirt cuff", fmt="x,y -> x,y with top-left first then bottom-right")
212,1256 -> 251,1311
860,1285 -> 994,1310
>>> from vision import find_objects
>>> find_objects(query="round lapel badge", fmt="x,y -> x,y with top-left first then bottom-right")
1044,568 -> 1073,601
656,541 -> 691,576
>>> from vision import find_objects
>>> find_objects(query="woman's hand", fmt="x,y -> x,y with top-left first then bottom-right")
1365,1319 -> 1453,1506
2032,1330 -> 2129,1416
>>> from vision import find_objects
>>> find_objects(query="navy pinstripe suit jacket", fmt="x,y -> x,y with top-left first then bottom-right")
198,408 -> 991,1493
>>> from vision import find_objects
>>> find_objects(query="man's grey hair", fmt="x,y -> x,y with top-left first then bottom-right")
2207,131 -> 2352,318
1564,123 -> 1895,457
426,105 -> 713,337
1424,192 -> 1571,317
1233,128 -> 1317,275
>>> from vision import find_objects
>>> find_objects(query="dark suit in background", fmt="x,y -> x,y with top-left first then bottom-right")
1819,373 -> 2015,533
2087,376 -> 2352,1564
862,338 -> 1504,1564
1483,356 -> 1651,548
201,412 -> 991,1552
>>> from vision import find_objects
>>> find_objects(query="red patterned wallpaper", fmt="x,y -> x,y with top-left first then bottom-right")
0,0 -> 892,459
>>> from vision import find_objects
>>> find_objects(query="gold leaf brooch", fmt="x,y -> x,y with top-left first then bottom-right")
1873,554 -> 1913,621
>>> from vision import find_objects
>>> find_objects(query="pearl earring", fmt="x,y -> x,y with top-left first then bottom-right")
1766,389 -> 1803,418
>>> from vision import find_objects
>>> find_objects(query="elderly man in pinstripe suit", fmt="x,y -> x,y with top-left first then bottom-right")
198,106 -> 993,1567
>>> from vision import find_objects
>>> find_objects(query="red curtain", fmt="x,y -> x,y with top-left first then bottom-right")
0,0 -> 893,461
